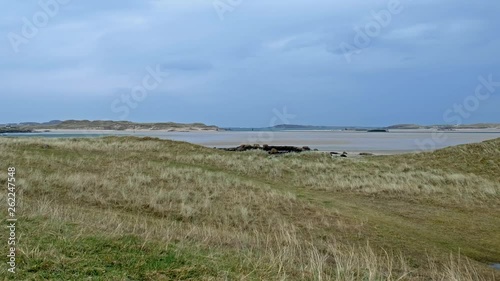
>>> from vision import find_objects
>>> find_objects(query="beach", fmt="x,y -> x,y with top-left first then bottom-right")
6,128 -> 500,155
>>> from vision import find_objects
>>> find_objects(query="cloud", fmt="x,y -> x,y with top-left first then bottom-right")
161,60 -> 213,72
384,23 -> 437,40
1,0 -> 500,126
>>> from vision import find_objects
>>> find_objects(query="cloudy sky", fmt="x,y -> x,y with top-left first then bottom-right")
1,0 -> 499,127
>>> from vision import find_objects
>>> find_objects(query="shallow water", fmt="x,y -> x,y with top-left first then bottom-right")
492,263 -> 500,270
3,130 -> 500,154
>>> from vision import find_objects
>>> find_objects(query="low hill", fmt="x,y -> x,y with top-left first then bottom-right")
0,120 -> 62,127
18,120 -> 219,131
385,137 -> 500,181
387,124 -> 426,129
272,124 -> 345,130
388,123 -> 500,129
456,123 -> 500,129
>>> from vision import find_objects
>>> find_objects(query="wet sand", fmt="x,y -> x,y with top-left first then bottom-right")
4,128 -> 500,155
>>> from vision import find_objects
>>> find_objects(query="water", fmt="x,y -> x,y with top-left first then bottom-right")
2,129 -> 500,154
491,263 -> 500,270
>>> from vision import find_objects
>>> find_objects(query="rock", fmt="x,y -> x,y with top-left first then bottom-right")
234,144 -> 254,151
330,152 -> 340,155
221,144 -> 316,154
359,152 -> 374,156
340,154 -> 347,158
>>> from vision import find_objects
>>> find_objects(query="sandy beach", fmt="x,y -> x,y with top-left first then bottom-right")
10,128 -> 500,155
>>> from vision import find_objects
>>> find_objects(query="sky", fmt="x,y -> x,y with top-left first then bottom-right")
1,0 -> 499,127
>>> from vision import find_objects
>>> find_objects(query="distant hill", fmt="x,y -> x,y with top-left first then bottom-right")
454,123 -> 500,129
3,121 -> 498,132
270,124 -> 381,131
18,120 -> 63,126
0,120 -> 62,127
387,124 -> 427,129
388,123 -> 500,129
272,124 -> 345,130
224,123 -> 500,132
223,124 -> 351,131
273,123 -> 500,131
3,120 -> 219,131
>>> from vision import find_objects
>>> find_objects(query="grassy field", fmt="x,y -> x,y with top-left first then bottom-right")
0,136 -> 499,280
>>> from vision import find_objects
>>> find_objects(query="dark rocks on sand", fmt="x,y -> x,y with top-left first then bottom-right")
330,151 -> 348,157
220,144 -> 314,155
235,144 -> 254,151
269,148 -> 279,154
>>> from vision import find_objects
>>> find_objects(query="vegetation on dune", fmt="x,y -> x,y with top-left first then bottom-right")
0,136 -> 499,280
8,120 -> 219,131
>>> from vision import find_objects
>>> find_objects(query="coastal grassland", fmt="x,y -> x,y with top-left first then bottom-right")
0,136 -> 499,280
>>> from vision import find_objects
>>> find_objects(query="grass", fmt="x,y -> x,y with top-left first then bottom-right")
0,136 -> 499,280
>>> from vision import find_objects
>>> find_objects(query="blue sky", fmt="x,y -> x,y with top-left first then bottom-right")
1,0 -> 499,127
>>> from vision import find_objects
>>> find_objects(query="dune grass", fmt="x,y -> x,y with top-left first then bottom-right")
0,136 -> 499,280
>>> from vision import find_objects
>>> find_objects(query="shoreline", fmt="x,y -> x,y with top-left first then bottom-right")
3,129 -> 499,156
33,128 -> 220,133
27,127 -> 500,133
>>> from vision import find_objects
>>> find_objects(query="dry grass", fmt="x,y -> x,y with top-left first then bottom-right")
0,136 -> 498,280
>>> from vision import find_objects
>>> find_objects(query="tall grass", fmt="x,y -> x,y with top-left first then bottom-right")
0,136 -> 498,280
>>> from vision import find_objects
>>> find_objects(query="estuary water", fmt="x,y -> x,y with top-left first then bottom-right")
3,129 -> 500,154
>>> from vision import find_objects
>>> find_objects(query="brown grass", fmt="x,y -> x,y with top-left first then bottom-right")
0,136 -> 498,280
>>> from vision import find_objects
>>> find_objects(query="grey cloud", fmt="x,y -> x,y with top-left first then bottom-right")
1,0 -> 499,126
161,60 -> 213,72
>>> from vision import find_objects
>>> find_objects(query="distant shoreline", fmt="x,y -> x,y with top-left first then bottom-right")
28,128 -> 500,134
3,120 -> 499,134
0,128 -> 220,134
3,129 -> 500,157
35,128 -> 220,133
0,120 -> 220,132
